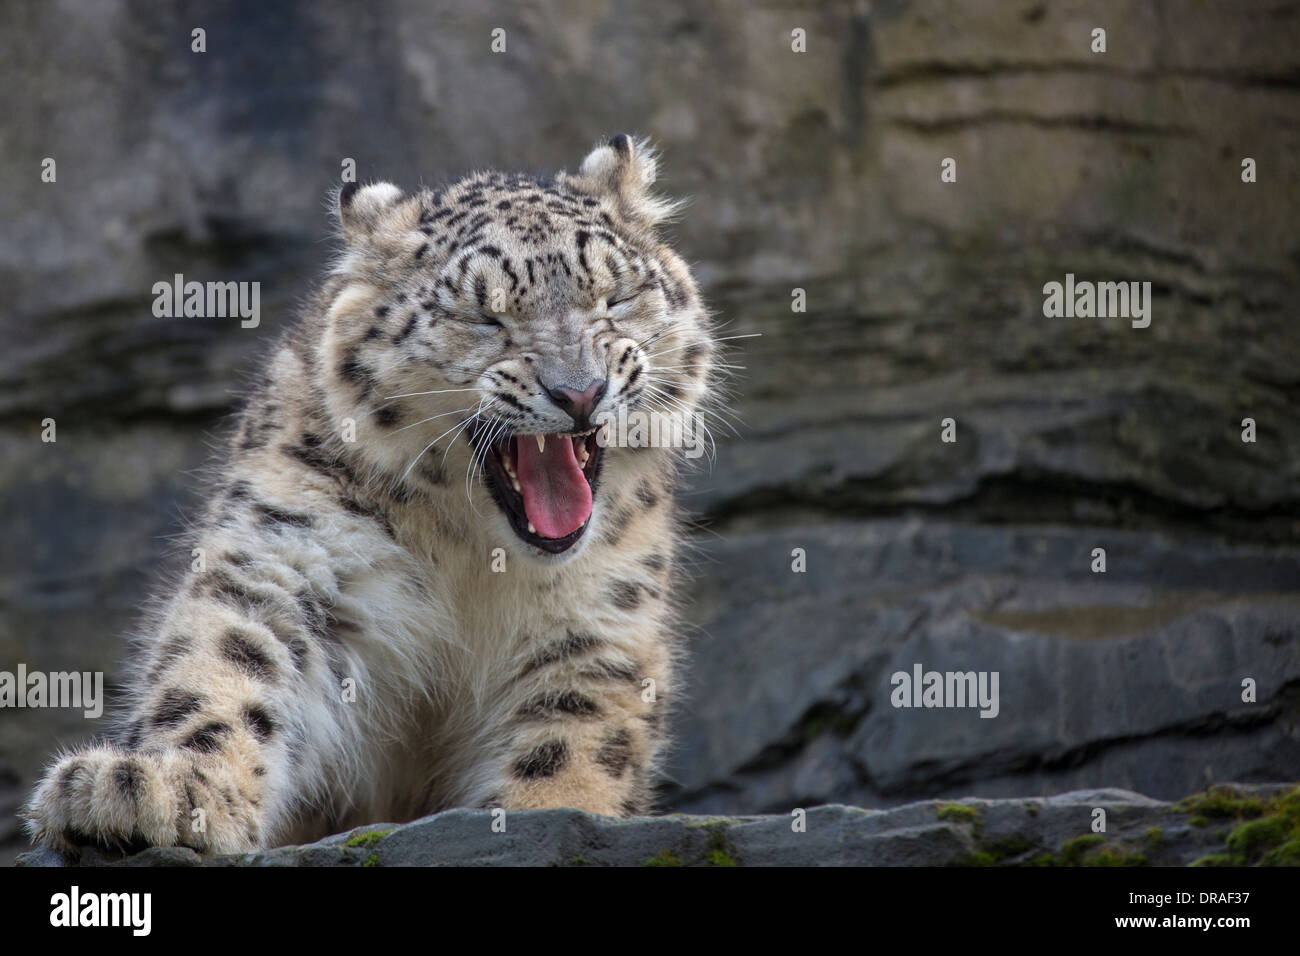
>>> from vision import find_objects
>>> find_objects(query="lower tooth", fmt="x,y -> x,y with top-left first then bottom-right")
527,521 -> 536,534
512,477 -> 521,492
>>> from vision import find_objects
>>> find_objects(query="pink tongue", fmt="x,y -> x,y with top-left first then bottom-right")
514,436 -> 591,539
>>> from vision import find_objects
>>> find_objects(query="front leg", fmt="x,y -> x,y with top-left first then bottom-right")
494,628 -> 669,817
24,540 -> 357,856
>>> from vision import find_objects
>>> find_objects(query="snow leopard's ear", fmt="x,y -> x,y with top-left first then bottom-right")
335,181 -> 405,244
575,134 -> 681,229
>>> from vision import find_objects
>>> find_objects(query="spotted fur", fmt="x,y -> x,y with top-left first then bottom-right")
24,136 -> 718,854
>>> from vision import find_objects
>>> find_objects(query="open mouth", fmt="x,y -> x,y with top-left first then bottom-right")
468,424 -> 605,553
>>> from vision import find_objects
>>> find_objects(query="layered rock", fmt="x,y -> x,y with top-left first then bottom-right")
2,1 -> 1297,866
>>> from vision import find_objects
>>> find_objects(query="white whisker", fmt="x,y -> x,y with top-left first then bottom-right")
400,412 -> 484,483
382,387 -> 483,400
389,406 -> 474,434
646,332 -> 761,360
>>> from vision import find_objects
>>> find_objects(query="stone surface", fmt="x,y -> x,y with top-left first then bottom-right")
664,518 -> 1300,814
2,2 -> 1298,865
16,784 -> 1296,867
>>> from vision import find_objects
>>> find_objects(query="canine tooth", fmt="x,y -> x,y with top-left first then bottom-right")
536,434 -> 545,453
527,521 -> 536,534
511,477 -> 521,492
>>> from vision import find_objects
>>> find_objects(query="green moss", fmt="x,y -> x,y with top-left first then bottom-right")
643,850 -> 685,867
1025,804 -> 1040,817
1175,785 -> 1300,868
702,824 -> 739,867
1261,839 -> 1300,866
362,854 -> 380,867
1083,844 -> 1146,867
1059,834 -> 1105,865
960,833 -> 1040,867
642,824 -> 740,867
1029,834 -> 1146,867
1172,786 -> 1265,821
1145,827 -> 1163,850
986,834 -> 1037,862
344,829 -> 392,849
1219,789 -> 1300,865
937,803 -> 980,825
1227,815 -> 1290,857
570,855 -> 587,866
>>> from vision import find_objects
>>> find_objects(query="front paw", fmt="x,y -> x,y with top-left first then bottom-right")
25,744 -> 187,855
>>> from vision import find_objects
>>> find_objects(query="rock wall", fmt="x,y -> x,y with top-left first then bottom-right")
2,1 -> 1298,864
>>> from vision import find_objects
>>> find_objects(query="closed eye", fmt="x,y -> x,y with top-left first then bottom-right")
475,312 -> 506,329
605,288 -> 646,310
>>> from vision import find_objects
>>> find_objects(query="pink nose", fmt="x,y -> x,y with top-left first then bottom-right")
544,379 -> 607,428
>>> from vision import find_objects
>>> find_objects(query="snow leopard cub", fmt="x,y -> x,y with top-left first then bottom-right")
25,135 -> 718,854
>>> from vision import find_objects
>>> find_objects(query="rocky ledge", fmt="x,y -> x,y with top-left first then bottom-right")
15,784 -> 1299,868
